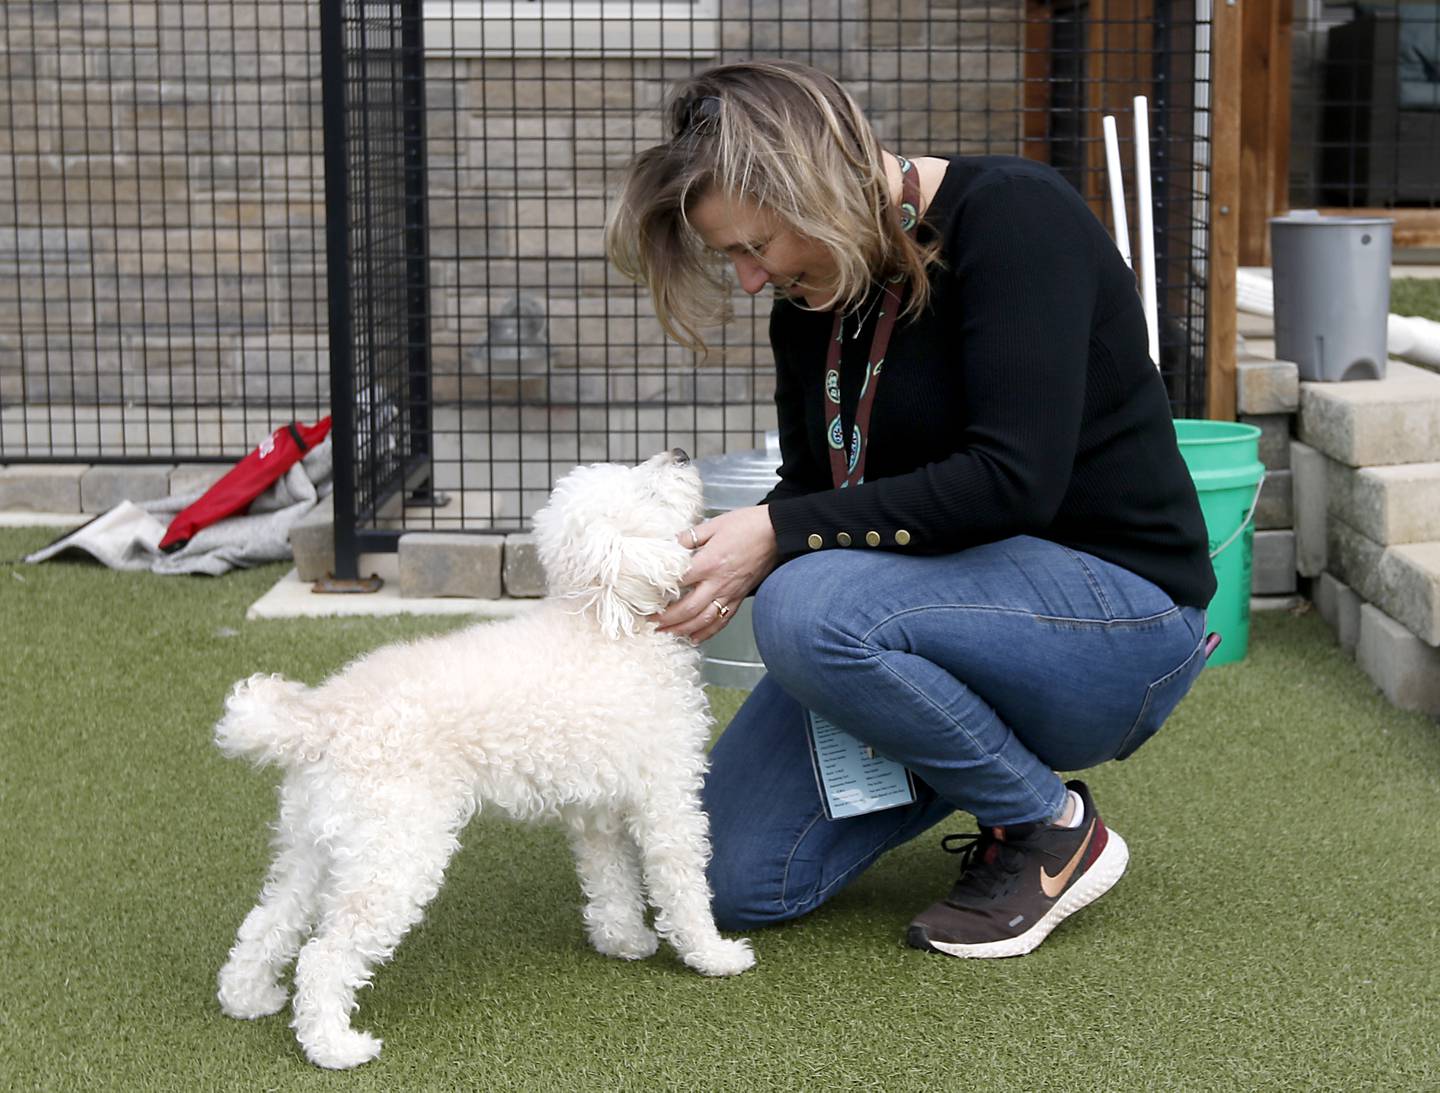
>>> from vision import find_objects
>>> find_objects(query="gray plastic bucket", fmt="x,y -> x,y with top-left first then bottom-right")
695,432 -> 781,690
1269,211 -> 1393,382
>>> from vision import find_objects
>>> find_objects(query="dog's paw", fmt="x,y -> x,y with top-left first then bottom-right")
683,937 -> 755,977
217,974 -> 289,1020
302,1028 -> 383,1070
589,923 -> 660,961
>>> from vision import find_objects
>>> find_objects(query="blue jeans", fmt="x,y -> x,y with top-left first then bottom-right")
703,535 -> 1208,930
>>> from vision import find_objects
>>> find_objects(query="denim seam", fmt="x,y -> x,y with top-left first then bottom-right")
806,808 -> 928,906
857,603 -> 1037,644
1119,628 -> 1209,747
863,647 -> 1055,820
1059,545 -> 1114,617
777,808 -> 828,915
1030,606 -> 1180,628
858,602 -> 1181,642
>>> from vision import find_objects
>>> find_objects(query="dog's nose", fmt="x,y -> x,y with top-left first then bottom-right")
669,447 -> 690,466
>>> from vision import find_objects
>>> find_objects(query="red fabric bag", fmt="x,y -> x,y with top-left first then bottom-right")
159,416 -> 332,553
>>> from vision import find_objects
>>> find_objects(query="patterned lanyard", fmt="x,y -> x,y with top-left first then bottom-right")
825,155 -> 921,489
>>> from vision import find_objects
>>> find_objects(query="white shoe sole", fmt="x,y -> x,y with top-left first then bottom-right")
914,829 -> 1130,959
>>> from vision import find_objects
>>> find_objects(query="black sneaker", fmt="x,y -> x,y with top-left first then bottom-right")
906,781 -> 1129,959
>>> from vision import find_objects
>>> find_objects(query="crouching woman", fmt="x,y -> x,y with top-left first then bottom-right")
606,60 -> 1215,958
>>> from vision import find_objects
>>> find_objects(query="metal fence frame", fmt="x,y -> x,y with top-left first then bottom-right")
318,0 -> 1222,578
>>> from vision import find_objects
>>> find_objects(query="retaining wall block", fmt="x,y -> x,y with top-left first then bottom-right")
1237,357 -> 1300,416
399,532 -> 504,600
502,533 -> 546,598
288,494 -> 334,583
0,464 -> 86,511
1298,360 -> 1440,467
80,464 -> 173,512
1252,529 -> 1297,595
1314,571 -> 1362,654
1290,440 -> 1327,577
1327,460 -> 1440,545
1356,603 -> 1440,716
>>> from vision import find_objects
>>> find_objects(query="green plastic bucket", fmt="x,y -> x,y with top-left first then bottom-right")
1174,420 -> 1265,666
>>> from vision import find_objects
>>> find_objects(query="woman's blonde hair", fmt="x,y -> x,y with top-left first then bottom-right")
605,60 -> 940,353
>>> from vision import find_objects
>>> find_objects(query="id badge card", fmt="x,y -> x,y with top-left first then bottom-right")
805,709 -> 917,821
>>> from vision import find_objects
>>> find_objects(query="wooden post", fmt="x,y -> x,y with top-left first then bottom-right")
1206,0 -> 1241,421
1021,1 -> 1052,164
1316,209 -> 1440,248
1238,0 -> 1292,266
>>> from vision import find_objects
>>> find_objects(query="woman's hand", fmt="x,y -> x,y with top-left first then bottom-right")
655,504 -> 780,643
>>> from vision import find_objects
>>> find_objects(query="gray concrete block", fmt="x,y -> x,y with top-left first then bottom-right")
1252,530 -> 1297,595
1356,602 -> 1440,715
1386,542 -> 1440,647
1328,519 -> 1440,646
1291,441 -> 1327,577
1254,468 -> 1293,530
502,533 -> 546,597
1239,413 -> 1291,470
169,463 -> 228,498
0,464 -> 86,511
1326,518 -> 1385,610
1326,461 -> 1440,546
399,532 -> 504,599
80,464 -> 173,513
1236,310 -> 1274,339
1237,358 -> 1300,416
1297,360 -> 1440,467
289,494 -> 334,583
1314,571 -> 1362,654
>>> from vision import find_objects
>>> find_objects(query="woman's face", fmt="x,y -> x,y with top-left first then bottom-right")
687,189 -> 839,310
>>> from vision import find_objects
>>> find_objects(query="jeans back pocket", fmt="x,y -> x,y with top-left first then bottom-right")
1114,629 -> 1209,761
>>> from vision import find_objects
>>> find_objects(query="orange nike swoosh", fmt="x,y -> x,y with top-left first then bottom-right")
1040,818 -> 1096,898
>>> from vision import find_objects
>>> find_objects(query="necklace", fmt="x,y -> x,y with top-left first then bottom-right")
843,288 -> 886,341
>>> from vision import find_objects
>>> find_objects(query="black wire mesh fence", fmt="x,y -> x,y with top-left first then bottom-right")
3,1 -> 1219,571
1291,0 -> 1440,209
1,0 -> 329,463
324,0 -> 1219,571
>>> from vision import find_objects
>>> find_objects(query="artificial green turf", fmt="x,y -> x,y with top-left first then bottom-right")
3,524 -> 1438,1091
1392,276 -> 1440,323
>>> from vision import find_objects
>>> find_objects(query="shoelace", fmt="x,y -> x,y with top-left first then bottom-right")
938,828 -> 1065,906
938,830 -> 1017,903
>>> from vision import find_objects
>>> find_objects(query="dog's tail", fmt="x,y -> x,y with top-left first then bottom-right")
214,673 -> 316,768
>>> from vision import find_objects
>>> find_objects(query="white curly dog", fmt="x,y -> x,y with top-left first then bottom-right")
215,449 -> 753,1070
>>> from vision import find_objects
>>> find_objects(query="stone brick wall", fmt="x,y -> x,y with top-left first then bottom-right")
1,0 -> 328,457
2,0 -> 1024,476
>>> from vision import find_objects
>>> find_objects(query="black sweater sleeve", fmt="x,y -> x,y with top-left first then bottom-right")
764,173 -> 1102,555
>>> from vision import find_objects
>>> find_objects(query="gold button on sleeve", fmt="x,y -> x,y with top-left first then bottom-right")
895,529 -> 912,546
865,530 -> 881,547
836,532 -> 852,547
807,533 -> 824,550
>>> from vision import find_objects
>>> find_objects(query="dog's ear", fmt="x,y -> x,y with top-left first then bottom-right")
589,528 -> 691,639
534,497 -> 691,638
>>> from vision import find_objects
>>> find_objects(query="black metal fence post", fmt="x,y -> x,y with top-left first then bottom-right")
320,0 -> 359,580
402,0 -> 435,504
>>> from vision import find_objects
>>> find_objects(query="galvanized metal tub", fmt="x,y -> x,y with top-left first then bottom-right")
695,433 -> 781,690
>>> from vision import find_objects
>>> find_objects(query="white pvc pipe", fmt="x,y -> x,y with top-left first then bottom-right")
1388,313 -> 1440,369
1134,95 -> 1160,368
1102,115 -> 1132,270
1235,267 -> 1275,317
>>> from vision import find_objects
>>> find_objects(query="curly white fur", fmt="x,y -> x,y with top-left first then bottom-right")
215,451 -> 754,1070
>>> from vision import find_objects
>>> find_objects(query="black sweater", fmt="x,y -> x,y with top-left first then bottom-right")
763,156 -> 1217,609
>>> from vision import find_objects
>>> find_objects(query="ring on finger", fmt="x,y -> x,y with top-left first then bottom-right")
687,527 -> 700,549
712,599 -> 730,619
